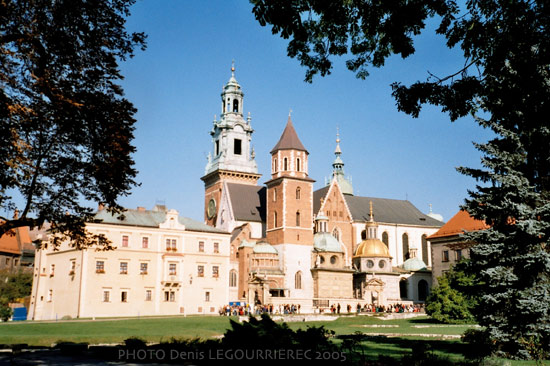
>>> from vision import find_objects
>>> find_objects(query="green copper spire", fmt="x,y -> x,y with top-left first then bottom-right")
331,127 -> 354,195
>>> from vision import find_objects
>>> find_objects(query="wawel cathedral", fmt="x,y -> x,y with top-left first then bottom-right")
201,66 -> 444,312
28,66 -> 445,320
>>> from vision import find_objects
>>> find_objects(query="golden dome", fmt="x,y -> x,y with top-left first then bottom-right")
354,239 -> 390,258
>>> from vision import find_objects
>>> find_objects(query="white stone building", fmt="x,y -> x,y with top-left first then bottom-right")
29,206 -> 230,320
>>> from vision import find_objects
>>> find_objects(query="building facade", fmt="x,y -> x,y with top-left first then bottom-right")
427,209 -> 488,285
29,206 -> 230,320
205,67 -> 445,312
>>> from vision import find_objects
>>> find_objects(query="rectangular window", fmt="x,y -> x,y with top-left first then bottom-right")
164,291 -> 175,302
96,261 -> 105,273
48,289 -> 53,302
121,291 -> 128,302
215,140 -> 219,156
50,264 -> 55,277
205,291 -> 210,302
455,250 -> 463,261
14,259 -> 19,266
5,258 -> 10,265
142,237 -> 149,248
120,262 -> 128,274
198,265 -> 204,277
169,263 -> 177,275
166,239 -> 177,251
199,241 -> 204,252
213,242 -> 219,253
140,263 -> 148,275
103,290 -> 110,302
69,260 -> 76,275
122,235 -> 129,247
234,138 -> 242,155
442,250 -> 449,262
145,290 -> 152,301
212,266 -> 219,278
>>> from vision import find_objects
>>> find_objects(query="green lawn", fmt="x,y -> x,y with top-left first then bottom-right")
0,315 -> 542,365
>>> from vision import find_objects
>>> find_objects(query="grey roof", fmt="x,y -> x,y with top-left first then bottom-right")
227,183 -> 266,222
270,117 -> 307,153
313,186 -> 444,227
93,208 -> 227,234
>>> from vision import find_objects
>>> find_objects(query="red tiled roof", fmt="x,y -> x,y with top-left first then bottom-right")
427,210 -> 488,239
0,222 -> 33,255
270,116 -> 308,153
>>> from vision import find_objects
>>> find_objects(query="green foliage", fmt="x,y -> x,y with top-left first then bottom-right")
0,305 -> 12,322
251,0 -> 550,359
0,0 -> 146,249
426,270 -> 475,324
0,270 -> 33,306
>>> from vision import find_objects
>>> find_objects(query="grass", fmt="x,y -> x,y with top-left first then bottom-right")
0,314 -> 543,365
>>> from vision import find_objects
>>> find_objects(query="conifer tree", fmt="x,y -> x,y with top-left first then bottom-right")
252,0 -> 550,357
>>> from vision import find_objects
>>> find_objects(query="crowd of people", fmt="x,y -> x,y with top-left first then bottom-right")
219,302 -> 425,316
219,303 -> 302,316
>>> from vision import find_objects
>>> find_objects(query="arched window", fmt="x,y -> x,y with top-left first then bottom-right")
296,158 -> 301,171
332,227 -> 340,241
283,157 -> 288,171
402,233 -> 409,262
418,279 -> 429,301
227,98 -> 230,112
296,187 -> 301,199
296,211 -> 300,227
229,270 -> 237,287
273,188 -> 277,202
361,230 -> 366,240
233,99 -> 239,112
295,271 -> 302,289
421,234 -> 429,264
382,232 -> 389,247
400,278 -> 408,299
274,211 -> 278,227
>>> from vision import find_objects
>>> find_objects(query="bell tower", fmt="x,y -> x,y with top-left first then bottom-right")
201,63 -> 261,226
266,115 -> 314,245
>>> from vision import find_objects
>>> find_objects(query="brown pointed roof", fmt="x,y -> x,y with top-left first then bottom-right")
427,209 -> 488,239
270,116 -> 308,153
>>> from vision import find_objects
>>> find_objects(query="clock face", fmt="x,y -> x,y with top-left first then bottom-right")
207,198 -> 216,219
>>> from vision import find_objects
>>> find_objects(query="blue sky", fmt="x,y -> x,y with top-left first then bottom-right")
116,0 -> 493,223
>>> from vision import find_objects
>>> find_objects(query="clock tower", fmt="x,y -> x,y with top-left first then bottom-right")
201,63 -> 261,226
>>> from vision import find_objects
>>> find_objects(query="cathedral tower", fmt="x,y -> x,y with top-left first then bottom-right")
266,115 -> 314,245
201,64 -> 261,225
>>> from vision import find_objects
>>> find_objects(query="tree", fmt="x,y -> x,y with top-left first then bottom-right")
251,0 -> 550,358
0,0 -> 146,249
0,269 -> 32,322
426,268 -> 476,324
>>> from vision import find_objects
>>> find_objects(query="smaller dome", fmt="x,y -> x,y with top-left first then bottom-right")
238,239 -> 255,249
335,175 -> 354,195
403,257 -> 427,271
427,212 -> 444,222
314,233 -> 343,252
354,239 -> 390,258
253,241 -> 278,254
